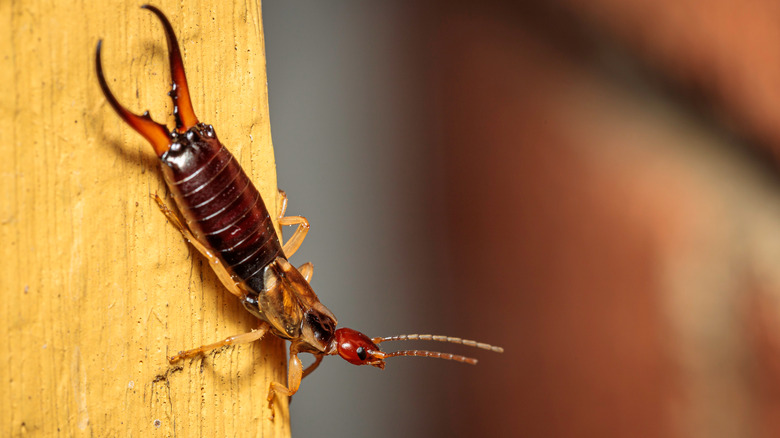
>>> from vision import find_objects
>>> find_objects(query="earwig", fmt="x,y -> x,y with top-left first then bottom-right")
96,5 -> 503,414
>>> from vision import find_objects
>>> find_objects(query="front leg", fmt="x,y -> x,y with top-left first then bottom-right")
302,353 -> 324,379
267,344 -> 304,418
168,322 -> 270,363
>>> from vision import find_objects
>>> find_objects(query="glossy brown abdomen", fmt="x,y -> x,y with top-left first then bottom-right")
159,125 -> 283,291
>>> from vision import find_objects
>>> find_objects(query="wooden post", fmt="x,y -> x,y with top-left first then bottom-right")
0,1 -> 291,436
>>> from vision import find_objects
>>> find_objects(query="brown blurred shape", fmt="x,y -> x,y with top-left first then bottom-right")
416,1 -> 780,437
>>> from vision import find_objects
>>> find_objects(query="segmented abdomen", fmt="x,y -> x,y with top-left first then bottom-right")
160,126 -> 283,289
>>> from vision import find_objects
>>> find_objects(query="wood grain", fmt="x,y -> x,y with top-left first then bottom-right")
0,1 -> 291,436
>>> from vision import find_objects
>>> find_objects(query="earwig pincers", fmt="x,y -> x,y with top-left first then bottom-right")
96,5 -> 503,416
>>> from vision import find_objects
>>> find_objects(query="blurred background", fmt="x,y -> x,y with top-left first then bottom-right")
265,1 -> 780,438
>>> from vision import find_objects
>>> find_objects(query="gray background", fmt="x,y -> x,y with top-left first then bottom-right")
264,3 -> 448,438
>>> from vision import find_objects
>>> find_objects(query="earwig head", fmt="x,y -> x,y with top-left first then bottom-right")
333,328 -> 386,368
331,329 -> 504,368
95,5 -> 199,157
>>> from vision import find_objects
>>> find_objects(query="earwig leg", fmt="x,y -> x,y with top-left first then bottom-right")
168,322 -> 270,363
298,262 -> 314,283
279,215 -> 310,258
267,346 -> 304,419
276,190 -> 310,258
278,190 -> 289,218
266,350 -> 321,420
152,194 -> 244,299
152,193 -> 188,230
301,353 -> 324,379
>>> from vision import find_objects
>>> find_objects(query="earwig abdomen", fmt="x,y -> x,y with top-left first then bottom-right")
160,124 -> 284,290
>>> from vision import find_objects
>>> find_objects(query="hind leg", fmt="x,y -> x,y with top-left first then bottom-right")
152,194 -> 244,299
276,190 -> 310,258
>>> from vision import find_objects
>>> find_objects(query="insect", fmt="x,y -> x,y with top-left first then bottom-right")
96,5 -> 503,413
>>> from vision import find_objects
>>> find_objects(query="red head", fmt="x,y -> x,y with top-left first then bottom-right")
330,327 -> 504,368
333,328 -> 386,368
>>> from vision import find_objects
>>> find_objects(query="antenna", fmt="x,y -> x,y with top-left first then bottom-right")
372,334 -> 504,353
370,333 -> 504,365
378,349 -> 480,365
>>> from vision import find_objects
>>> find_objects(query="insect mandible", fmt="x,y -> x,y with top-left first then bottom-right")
95,5 -> 503,413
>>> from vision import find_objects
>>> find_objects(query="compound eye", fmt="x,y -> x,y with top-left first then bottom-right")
356,347 -> 367,361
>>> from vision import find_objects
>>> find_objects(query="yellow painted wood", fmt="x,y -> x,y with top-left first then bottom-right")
0,1 -> 291,436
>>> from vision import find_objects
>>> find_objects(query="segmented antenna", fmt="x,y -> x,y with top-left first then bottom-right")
380,350 -> 479,365
372,334 -> 505,354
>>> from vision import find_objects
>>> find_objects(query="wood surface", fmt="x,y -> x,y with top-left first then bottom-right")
0,1 -> 291,436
